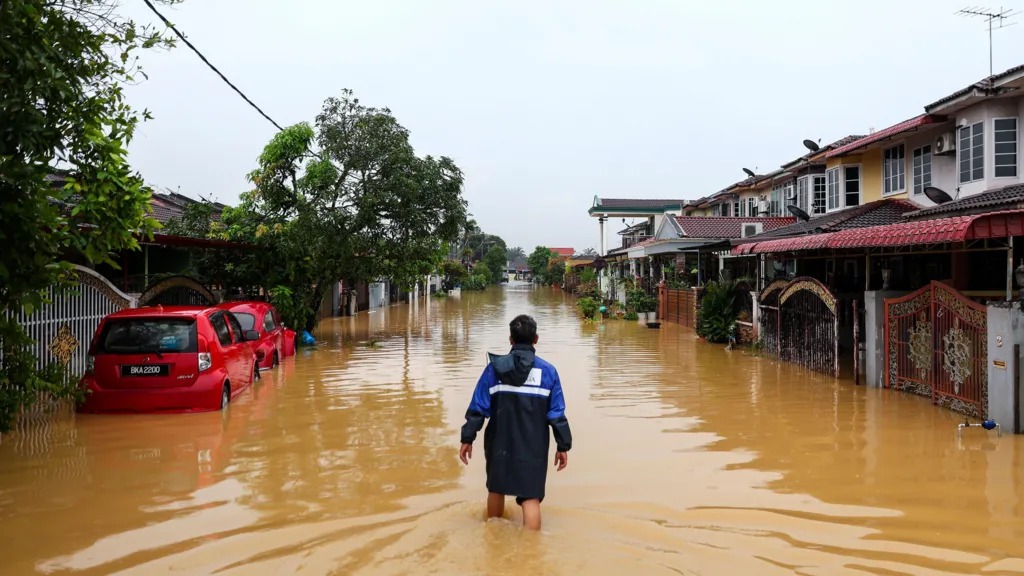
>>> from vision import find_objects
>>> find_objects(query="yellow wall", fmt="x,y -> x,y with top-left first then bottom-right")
826,151 -> 887,205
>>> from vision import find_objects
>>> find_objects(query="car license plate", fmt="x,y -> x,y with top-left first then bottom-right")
121,364 -> 170,377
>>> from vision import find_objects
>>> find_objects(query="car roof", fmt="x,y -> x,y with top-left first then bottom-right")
106,305 -> 216,319
216,301 -> 273,314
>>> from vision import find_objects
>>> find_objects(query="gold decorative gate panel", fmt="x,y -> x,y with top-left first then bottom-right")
884,281 -> 988,418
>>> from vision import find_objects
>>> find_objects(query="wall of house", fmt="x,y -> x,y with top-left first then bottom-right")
986,302 -> 1024,431
901,124 -> 957,208
955,97 -> 1023,198
864,290 -> 911,388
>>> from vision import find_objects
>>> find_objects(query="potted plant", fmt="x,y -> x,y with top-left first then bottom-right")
635,293 -> 657,324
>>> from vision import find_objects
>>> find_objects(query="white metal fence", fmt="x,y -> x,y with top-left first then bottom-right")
3,265 -> 136,383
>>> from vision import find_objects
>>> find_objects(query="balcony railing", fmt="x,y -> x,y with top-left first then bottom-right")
621,235 -> 651,249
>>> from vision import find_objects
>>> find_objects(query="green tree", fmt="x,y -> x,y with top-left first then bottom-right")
0,0 -> 179,431
578,247 -> 598,257
506,246 -> 526,262
527,246 -> 555,280
483,244 -> 506,283
440,260 -> 468,290
224,92 -> 466,330
472,262 -> 492,284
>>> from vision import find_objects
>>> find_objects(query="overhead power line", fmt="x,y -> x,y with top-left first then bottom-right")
140,0 -> 285,131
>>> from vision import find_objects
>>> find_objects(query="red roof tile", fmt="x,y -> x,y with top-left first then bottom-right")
547,247 -> 575,257
675,216 -> 795,239
825,115 -> 946,158
732,209 -> 1024,255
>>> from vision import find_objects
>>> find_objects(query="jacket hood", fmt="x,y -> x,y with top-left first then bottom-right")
487,343 -> 536,387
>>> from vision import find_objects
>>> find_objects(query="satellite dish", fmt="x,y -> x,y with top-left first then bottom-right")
802,139 -> 820,152
924,186 -> 953,205
787,204 -> 811,222
742,168 -> 756,178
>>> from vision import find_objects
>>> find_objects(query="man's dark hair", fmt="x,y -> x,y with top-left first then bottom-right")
509,314 -> 538,344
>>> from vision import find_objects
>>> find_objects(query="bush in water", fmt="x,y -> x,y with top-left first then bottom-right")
575,297 -> 600,319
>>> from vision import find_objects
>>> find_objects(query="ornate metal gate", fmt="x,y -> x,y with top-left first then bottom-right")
884,281 -> 988,418
777,277 -> 839,376
3,265 -> 135,381
757,279 -> 787,358
137,276 -> 218,307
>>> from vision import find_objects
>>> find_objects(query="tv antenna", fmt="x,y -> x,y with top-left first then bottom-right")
957,6 -> 1020,77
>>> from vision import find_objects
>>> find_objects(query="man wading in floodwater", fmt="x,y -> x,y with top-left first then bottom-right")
459,314 -> 573,531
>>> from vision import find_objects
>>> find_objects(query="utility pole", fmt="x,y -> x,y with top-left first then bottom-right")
957,6 -> 1020,77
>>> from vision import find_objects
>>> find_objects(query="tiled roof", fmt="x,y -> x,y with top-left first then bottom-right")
546,247 -> 575,257
904,184 -> 1024,219
925,64 -> 1024,111
675,216 -> 795,239
594,198 -> 688,209
734,209 -> 1024,255
825,115 -> 946,158
782,135 -> 867,168
149,191 -> 226,225
734,199 -> 918,243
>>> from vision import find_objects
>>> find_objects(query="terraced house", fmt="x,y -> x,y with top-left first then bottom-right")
588,63 -> 1024,430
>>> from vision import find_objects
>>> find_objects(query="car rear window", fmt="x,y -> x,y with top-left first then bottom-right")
97,318 -> 198,354
234,312 -> 257,331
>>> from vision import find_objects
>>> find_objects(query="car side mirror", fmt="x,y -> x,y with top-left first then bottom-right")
244,330 -> 260,342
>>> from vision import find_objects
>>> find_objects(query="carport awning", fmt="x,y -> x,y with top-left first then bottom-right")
629,238 -> 724,258
732,209 -> 1024,255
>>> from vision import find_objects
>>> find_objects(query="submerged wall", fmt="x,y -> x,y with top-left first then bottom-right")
864,290 -> 910,388
987,302 -> 1024,433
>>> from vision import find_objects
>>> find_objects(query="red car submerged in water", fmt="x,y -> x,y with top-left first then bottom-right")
216,301 -> 294,370
78,306 -> 260,413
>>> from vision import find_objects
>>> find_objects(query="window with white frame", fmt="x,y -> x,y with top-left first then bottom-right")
882,144 -> 906,194
771,182 -> 793,217
811,175 -> 826,215
958,121 -> 984,183
844,165 -> 861,207
796,176 -> 809,212
747,197 -> 757,217
995,118 -> 1018,178
734,199 -> 742,217
912,145 -> 931,195
826,168 -> 840,211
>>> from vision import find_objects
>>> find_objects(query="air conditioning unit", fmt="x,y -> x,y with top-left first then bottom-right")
935,132 -> 956,155
741,223 -> 764,238
757,200 -> 768,215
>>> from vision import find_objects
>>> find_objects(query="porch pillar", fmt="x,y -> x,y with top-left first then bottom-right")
1007,238 -> 1013,301
598,216 -> 607,256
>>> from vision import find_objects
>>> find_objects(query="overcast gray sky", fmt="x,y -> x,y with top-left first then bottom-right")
123,0 -> 1024,253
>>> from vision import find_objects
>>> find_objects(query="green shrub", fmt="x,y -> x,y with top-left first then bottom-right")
575,296 -> 600,319
463,274 -> 488,291
472,263 -> 491,283
696,280 -> 742,343
624,311 -> 639,321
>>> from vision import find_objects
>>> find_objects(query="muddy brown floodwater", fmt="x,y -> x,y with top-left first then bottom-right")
2,285 -> 1024,575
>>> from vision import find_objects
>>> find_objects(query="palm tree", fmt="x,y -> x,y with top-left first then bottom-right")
580,247 -> 598,256
506,246 -> 526,262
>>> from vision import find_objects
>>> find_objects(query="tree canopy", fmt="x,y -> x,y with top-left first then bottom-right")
174,91 -> 468,329
0,0 -> 180,431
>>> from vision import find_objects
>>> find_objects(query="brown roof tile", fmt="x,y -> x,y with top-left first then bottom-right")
675,216 -> 795,239
734,199 -> 918,243
905,184 -> 1024,219
595,198 -> 688,210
